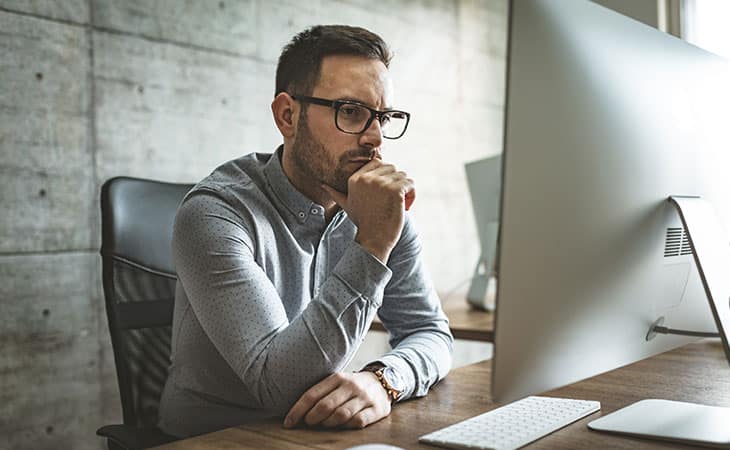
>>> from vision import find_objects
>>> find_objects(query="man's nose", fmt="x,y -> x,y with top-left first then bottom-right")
359,117 -> 384,150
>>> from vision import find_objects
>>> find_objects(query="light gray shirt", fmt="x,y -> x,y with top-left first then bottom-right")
159,148 -> 453,437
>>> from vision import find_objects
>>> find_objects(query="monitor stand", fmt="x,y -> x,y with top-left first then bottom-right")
664,196 -> 730,362
466,256 -> 496,311
588,196 -> 730,448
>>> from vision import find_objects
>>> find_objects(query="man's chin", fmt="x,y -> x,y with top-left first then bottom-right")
326,169 -> 357,194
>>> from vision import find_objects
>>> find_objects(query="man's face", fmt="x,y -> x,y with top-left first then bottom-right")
290,54 -> 393,193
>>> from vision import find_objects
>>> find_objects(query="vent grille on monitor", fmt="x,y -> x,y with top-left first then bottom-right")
664,227 -> 693,257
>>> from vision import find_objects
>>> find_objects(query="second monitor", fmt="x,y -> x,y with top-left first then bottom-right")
465,155 -> 501,311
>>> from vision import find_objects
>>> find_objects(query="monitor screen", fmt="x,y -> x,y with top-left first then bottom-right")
492,0 -> 730,403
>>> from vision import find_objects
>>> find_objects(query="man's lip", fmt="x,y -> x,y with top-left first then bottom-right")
349,158 -> 371,162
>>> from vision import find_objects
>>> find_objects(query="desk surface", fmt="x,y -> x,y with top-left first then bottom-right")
371,294 -> 494,342
155,340 -> 730,450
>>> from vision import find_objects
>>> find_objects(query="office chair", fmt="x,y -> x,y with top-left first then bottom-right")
97,177 -> 194,450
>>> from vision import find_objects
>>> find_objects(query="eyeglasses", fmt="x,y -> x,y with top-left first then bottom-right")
290,94 -> 411,140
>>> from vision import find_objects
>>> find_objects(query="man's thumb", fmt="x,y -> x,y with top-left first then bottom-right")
321,184 -> 347,207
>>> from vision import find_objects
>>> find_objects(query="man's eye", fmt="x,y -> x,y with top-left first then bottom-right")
341,106 -> 359,116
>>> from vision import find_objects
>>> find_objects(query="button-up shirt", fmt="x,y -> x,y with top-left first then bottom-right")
159,147 -> 453,437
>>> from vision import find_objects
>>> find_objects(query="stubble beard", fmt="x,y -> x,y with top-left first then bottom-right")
291,110 -> 364,194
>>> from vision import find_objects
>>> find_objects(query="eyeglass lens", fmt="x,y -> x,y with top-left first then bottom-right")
336,103 -> 408,138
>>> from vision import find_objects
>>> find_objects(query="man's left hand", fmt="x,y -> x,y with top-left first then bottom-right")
283,371 -> 391,429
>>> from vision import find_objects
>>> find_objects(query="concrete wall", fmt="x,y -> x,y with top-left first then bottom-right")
0,1 -> 507,448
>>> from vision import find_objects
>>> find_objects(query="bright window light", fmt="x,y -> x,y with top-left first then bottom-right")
685,0 -> 730,60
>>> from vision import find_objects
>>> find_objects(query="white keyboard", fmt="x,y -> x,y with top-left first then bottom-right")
419,396 -> 601,450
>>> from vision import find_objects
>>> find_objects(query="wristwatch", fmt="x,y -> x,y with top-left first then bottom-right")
361,363 -> 405,403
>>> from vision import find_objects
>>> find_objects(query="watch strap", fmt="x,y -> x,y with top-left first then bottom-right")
361,364 -> 402,403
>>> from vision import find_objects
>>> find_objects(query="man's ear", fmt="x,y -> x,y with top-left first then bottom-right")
271,92 -> 297,138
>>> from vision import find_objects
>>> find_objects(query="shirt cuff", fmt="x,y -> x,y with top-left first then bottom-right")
367,354 -> 416,402
331,242 -> 392,307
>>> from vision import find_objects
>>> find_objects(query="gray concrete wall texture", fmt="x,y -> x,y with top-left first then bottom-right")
0,1 -> 508,448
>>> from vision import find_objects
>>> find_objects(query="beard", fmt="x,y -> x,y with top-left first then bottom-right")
291,109 -> 373,194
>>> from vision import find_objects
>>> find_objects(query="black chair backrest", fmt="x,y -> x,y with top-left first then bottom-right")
100,177 -> 194,429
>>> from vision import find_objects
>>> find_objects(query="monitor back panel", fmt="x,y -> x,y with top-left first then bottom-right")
493,0 -> 730,403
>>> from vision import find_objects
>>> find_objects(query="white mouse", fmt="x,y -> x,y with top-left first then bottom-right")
344,445 -> 405,450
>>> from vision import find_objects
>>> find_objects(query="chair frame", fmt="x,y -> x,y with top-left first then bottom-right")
97,176 -> 193,450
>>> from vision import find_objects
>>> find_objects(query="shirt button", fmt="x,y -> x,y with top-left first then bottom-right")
298,212 -> 305,218
311,208 -> 318,215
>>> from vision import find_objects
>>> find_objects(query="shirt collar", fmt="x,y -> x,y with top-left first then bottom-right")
264,145 -> 327,225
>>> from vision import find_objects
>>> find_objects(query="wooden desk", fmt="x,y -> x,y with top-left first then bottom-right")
154,340 -> 730,450
370,294 -> 495,342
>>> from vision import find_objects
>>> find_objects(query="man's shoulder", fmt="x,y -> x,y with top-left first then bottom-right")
191,152 -> 272,197
178,151 -> 283,236
174,152 -> 277,246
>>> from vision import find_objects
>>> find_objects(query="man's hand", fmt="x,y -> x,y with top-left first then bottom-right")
283,371 -> 391,429
321,159 -> 415,263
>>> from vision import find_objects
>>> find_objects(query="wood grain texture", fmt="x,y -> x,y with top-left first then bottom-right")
154,340 -> 730,450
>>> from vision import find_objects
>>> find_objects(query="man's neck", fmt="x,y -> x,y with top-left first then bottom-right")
279,146 -> 340,223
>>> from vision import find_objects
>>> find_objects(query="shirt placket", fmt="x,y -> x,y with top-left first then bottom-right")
310,206 -> 332,298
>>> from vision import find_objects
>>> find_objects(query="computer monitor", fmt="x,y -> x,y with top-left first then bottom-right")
493,0 -> 730,420
465,155 -> 501,310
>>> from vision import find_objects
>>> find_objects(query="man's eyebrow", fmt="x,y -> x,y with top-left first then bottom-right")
337,97 -> 393,111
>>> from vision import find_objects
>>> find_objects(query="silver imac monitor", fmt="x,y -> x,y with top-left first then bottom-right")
465,155 -> 501,310
493,0 -> 730,441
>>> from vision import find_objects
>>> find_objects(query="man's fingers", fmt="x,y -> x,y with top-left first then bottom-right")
368,163 -> 397,177
405,188 -> 416,211
321,396 -> 368,428
343,406 -> 380,429
355,157 -> 384,174
284,374 -> 340,428
355,169 -> 415,212
286,372 -> 391,430
388,175 -> 415,211
303,383 -> 358,426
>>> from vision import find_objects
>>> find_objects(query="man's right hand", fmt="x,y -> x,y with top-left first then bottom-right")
321,159 -> 415,264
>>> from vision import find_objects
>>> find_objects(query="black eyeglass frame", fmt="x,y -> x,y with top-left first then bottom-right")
290,94 -> 411,140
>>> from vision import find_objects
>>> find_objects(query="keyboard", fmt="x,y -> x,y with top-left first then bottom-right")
419,396 -> 601,450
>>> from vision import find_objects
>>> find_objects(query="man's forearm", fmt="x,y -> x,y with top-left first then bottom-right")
373,327 -> 454,401
185,243 -> 392,415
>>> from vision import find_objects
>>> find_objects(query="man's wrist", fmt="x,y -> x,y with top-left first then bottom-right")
355,234 -> 393,263
360,363 -> 404,404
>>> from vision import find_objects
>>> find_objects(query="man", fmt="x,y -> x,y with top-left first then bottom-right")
159,25 -> 453,438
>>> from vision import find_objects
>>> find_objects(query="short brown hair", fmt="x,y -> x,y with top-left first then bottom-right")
275,25 -> 392,97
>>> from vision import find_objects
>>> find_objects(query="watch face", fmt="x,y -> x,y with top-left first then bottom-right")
382,367 -> 406,393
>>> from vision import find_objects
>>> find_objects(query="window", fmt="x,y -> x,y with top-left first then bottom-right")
683,0 -> 730,59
